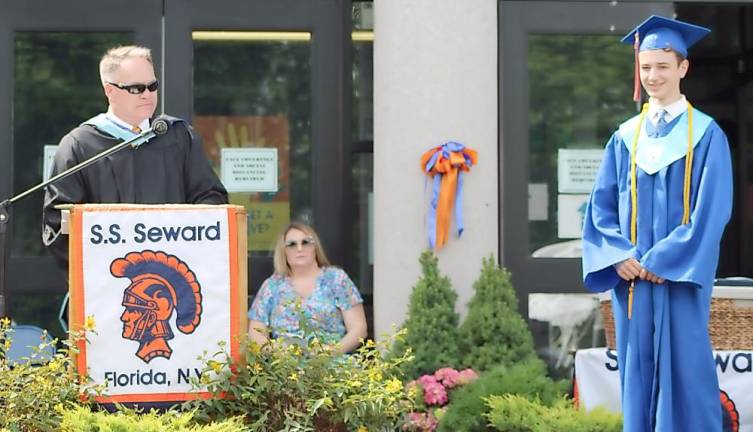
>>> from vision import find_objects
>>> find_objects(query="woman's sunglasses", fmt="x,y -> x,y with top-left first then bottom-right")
285,238 -> 316,249
108,80 -> 159,95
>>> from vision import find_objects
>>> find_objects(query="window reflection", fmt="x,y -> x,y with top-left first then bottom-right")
528,35 -> 634,256
12,32 -> 131,257
529,292 -> 603,378
193,34 -> 312,253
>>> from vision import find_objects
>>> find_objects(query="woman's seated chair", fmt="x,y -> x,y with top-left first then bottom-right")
5,324 -> 55,365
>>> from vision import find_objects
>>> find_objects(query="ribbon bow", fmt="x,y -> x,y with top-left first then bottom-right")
421,141 -> 478,250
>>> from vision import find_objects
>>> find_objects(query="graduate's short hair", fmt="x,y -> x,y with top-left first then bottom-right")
640,47 -> 686,66
272,222 -> 331,277
99,45 -> 153,85
664,48 -> 686,65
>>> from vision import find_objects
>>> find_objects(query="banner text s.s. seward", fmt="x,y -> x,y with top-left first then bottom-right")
89,221 -> 223,245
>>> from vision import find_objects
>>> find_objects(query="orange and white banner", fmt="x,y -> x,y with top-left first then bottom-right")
69,204 -> 245,404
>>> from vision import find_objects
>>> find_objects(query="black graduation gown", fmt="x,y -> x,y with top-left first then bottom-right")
42,115 -> 229,271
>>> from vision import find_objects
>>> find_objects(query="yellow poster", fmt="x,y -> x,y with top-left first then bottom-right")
194,115 -> 291,252
230,199 -> 290,251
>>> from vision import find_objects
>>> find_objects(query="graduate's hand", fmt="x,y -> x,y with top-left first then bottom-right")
615,258 -> 642,281
639,268 -> 665,284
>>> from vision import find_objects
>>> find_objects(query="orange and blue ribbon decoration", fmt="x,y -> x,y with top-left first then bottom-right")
421,141 -> 477,250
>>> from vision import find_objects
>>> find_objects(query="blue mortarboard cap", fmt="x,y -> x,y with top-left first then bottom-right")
620,15 -> 710,58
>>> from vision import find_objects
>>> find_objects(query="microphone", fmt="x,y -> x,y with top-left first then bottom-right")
129,119 -> 170,149
152,119 -> 169,135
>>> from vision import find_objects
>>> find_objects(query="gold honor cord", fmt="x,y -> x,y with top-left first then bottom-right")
682,103 -> 694,225
628,104 -> 648,319
627,101 -> 694,319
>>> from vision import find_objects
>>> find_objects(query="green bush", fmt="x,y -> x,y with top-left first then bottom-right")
484,394 -> 622,432
483,394 -> 547,432
459,256 -> 536,372
437,359 -> 568,432
392,251 -> 461,378
0,319 -> 98,432
185,328 -> 415,431
59,405 -> 245,431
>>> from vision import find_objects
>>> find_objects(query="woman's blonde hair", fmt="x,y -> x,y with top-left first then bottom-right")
273,222 -> 331,276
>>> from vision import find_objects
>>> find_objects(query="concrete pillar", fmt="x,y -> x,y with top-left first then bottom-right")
373,0 -> 499,338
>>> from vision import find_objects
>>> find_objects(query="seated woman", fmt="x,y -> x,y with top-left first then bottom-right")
247,222 -> 368,354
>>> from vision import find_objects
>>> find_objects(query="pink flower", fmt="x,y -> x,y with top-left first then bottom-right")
403,412 -> 439,432
417,374 -> 439,387
434,367 -> 461,388
404,412 -> 422,427
422,381 -> 448,406
457,368 -> 479,385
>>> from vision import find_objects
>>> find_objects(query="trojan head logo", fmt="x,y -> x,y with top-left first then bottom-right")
720,389 -> 739,432
110,250 -> 203,363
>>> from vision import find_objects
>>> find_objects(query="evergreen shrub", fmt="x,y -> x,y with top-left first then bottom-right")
392,251 -> 461,379
484,394 -> 622,432
437,359 -> 568,432
459,255 -> 537,372
59,405 -> 245,432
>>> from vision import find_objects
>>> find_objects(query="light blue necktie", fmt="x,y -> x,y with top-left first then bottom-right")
656,109 -> 669,132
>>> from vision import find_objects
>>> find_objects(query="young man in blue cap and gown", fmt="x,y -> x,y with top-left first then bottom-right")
582,15 -> 732,432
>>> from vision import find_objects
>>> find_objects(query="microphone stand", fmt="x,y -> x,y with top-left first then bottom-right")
0,120 -> 168,317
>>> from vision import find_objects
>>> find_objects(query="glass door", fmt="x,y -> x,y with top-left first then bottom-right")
163,0 -> 352,295
500,0 -> 673,376
674,3 -> 753,278
0,0 -> 161,336
500,1 -> 673,310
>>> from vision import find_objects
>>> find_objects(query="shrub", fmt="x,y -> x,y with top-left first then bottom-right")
59,405 -> 245,431
459,256 -> 537,372
392,251 -> 461,378
0,318 -> 98,432
484,394 -> 622,432
437,359 -> 568,432
186,329 -> 415,431
483,394 -> 546,432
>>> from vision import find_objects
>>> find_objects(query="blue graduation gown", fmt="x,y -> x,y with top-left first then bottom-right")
582,107 -> 732,432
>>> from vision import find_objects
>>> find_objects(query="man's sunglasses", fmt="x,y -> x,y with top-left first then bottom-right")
108,80 -> 159,95
284,238 -> 316,249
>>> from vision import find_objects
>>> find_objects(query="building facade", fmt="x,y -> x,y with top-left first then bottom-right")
375,0 -> 753,369
2,1 -> 753,371
0,0 -> 372,335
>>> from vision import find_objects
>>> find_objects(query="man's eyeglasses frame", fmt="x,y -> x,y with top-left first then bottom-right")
108,80 -> 159,95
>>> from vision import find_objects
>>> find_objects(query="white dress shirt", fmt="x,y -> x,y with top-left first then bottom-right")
647,95 -> 687,127
106,109 -> 150,132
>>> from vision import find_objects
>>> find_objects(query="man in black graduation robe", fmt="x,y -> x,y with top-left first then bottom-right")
42,45 -> 227,271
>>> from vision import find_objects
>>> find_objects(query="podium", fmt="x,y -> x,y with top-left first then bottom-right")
64,204 -> 247,404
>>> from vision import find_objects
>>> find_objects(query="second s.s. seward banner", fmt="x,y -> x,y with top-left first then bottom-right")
67,204 -> 247,404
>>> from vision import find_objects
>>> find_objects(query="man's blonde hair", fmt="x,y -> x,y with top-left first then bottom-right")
273,222 -> 331,276
99,45 -> 152,85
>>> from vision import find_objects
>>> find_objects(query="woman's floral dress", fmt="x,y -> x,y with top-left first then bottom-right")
248,267 -> 363,344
